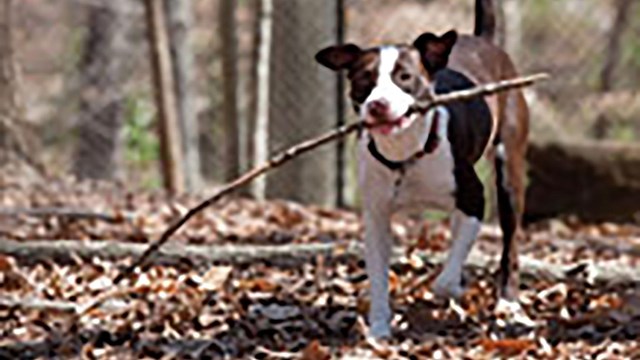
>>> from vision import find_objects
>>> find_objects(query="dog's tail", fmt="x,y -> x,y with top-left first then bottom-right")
473,0 -> 496,42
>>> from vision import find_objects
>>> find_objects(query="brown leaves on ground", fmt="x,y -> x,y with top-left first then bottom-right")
198,265 -> 232,291
301,340 -> 331,360
2,180 -> 640,358
479,338 -> 536,357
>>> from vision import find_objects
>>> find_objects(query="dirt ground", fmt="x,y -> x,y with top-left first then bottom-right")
1,178 -> 640,359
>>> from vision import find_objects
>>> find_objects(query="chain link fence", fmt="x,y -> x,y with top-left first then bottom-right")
7,0 -> 640,207
13,0 -> 154,182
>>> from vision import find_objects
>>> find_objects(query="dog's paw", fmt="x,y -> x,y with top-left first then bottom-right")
432,273 -> 465,300
368,321 -> 392,339
495,298 -> 537,328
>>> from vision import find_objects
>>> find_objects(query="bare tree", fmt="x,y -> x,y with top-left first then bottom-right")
493,0 -> 506,48
144,0 -> 185,194
266,0 -> 337,206
249,0 -> 273,200
164,0 -> 201,191
72,1 -> 132,180
219,0 -> 243,181
600,0 -> 634,92
0,0 -> 32,171
503,0 -> 522,62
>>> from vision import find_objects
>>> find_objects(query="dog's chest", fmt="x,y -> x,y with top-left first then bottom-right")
391,142 -> 456,212
359,135 -> 457,213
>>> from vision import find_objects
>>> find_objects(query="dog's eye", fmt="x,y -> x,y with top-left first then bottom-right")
399,73 -> 412,81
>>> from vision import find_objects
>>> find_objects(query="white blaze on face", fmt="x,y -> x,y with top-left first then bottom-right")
361,46 -> 415,120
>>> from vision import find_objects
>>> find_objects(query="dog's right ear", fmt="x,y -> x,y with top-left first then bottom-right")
315,44 -> 362,71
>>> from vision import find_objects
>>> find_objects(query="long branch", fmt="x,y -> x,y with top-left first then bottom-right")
113,121 -> 363,283
114,72 -> 548,284
415,73 -> 548,110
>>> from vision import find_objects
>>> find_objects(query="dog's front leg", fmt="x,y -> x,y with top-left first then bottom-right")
433,162 -> 484,300
433,209 -> 480,299
363,199 -> 393,339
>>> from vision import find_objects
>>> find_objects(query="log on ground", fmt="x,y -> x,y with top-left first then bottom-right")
1,238 -> 639,285
525,140 -> 640,223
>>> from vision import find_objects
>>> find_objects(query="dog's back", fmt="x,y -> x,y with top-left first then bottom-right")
449,1 -> 528,150
434,68 -> 492,165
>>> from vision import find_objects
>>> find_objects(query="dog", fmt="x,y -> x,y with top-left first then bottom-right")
315,0 -> 529,338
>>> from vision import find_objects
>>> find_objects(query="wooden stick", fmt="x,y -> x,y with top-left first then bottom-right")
114,72 -> 548,284
0,296 -> 79,314
415,73 -> 549,110
2,238 -> 638,286
113,121 -> 364,283
0,207 -> 133,224
0,238 -> 356,266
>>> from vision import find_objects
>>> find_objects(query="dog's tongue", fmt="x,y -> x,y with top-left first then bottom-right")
378,123 -> 396,135
371,117 -> 404,134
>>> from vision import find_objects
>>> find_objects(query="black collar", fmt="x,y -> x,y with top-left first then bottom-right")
367,110 -> 441,172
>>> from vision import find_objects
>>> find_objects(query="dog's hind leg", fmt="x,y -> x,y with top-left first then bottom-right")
494,92 -> 528,300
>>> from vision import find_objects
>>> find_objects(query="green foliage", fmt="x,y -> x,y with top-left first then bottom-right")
621,7 -> 640,88
423,156 -> 495,221
475,156 -> 495,220
422,209 -> 448,221
123,93 -> 158,168
64,28 -> 87,73
521,0 -> 554,52
611,123 -> 636,142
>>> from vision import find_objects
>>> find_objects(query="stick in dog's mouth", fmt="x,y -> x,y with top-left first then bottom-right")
366,106 -> 422,135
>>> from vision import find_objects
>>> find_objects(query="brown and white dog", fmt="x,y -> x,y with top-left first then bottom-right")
315,0 -> 528,338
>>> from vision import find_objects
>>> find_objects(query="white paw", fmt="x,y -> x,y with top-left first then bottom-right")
495,298 -> 537,328
368,321 -> 391,339
432,272 -> 465,300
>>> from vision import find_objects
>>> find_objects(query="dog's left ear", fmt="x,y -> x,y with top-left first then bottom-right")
413,30 -> 458,75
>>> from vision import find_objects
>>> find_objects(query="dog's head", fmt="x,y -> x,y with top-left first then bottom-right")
315,30 -> 457,135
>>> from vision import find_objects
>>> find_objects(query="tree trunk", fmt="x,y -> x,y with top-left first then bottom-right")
73,1 -> 131,180
144,0 -> 185,194
503,0 -> 522,62
0,0 -> 17,122
267,0 -> 337,206
599,0 -> 633,92
335,0 -> 346,207
219,0 -> 242,181
0,0 -> 24,162
493,0 -> 506,48
250,0 -> 273,200
525,140 -> 640,223
164,0 -> 202,191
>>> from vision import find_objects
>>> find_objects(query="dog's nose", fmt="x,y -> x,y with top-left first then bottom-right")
367,100 -> 390,119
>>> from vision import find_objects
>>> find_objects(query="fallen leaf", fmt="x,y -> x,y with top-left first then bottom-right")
0,255 -> 14,272
238,277 -> 278,292
389,272 -> 399,293
200,266 -> 232,291
480,338 -> 535,356
301,340 -> 330,360
366,337 -> 393,359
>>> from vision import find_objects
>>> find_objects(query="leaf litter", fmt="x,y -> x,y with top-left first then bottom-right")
1,179 -> 640,358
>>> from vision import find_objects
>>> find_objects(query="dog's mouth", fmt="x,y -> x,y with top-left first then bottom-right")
366,108 -> 418,135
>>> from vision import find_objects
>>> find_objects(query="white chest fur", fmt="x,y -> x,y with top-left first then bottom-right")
358,107 -> 457,214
